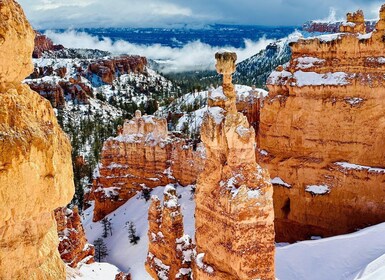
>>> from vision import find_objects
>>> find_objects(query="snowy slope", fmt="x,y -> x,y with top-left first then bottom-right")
82,182 -> 385,280
82,185 -> 196,279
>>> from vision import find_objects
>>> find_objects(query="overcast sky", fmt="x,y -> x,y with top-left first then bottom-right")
17,0 -> 384,29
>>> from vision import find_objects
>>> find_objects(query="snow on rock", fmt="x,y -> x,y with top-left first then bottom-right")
195,253 -> 214,274
305,185 -> 331,195
295,57 -> 326,69
334,162 -> 385,173
271,177 -> 292,188
208,107 -> 225,125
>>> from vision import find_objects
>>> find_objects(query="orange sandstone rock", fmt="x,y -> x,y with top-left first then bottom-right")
194,51 -> 275,280
145,186 -> 193,279
340,10 -> 366,34
262,6 -> 385,242
55,207 -> 95,268
0,1 -> 74,279
90,111 -> 204,221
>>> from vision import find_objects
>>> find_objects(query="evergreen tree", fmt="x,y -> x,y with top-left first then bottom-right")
127,221 -> 140,245
94,238 -> 109,262
101,217 -> 112,238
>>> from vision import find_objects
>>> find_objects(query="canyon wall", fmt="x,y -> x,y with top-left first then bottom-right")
262,7 -> 385,242
145,186 -> 193,279
90,110 -> 204,221
0,0 -> 74,279
55,207 -> 95,268
88,55 -> 147,84
33,31 -> 64,58
194,52 -> 275,279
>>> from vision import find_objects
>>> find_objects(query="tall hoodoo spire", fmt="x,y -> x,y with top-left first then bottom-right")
193,51 -> 276,280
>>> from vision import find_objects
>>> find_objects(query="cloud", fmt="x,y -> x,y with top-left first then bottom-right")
44,29 -> 274,72
18,0 -> 385,28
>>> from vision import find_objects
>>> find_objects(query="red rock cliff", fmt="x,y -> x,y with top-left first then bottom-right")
90,110 -> 204,221
33,31 -> 64,58
194,51 -> 275,279
88,55 -> 147,84
0,1 -> 74,278
262,6 -> 385,242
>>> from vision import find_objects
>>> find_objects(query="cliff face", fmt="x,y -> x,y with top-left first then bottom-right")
33,31 -> 64,58
55,207 -> 95,268
90,110 -> 204,221
262,7 -> 385,242
194,52 -> 275,279
145,186 -> 193,279
88,55 -> 147,84
0,1 -> 74,279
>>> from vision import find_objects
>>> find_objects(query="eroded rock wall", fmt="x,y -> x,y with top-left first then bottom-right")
55,207 -> 95,268
0,1 -> 74,279
262,7 -> 385,242
90,111 -> 204,221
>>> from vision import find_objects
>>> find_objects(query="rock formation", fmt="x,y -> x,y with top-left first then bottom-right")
33,31 -> 64,58
194,51 -> 275,279
90,110 -> 204,221
88,55 -> 147,84
0,1 -> 74,279
303,19 -> 375,34
339,10 -> 366,34
263,7 -> 385,242
145,185 -> 193,279
55,207 -> 95,267
27,79 -> 91,108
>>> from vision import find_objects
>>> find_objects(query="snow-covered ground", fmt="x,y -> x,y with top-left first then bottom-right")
81,183 -> 385,280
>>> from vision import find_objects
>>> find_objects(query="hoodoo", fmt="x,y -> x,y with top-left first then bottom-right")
262,7 -> 385,242
193,51 -> 275,279
0,0 -> 74,279
145,186 -> 193,279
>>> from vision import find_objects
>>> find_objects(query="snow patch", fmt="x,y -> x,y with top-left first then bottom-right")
305,185 -> 330,195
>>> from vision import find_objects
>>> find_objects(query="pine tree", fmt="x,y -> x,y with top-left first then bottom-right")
93,238 -> 109,262
101,217 -> 112,238
127,221 -> 140,245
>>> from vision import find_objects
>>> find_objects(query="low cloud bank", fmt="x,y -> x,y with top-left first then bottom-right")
45,29 -> 274,73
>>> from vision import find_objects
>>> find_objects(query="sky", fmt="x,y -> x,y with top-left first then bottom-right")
17,0 -> 384,29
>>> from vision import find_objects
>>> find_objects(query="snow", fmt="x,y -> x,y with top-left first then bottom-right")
208,106 -> 225,125
366,57 -> 385,64
82,185 -> 196,279
334,162 -> 385,173
94,187 -> 120,198
305,184 -> 331,195
294,71 -> 350,87
80,181 -> 385,280
269,70 -> 352,87
295,57 -> 325,69
345,97 -> 364,106
276,222 -> 385,280
70,262 -> 121,280
196,253 -> 214,274
358,32 -> 373,40
236,125 -> 251,137
342,22 -> 356,27
271,177 -> 292,188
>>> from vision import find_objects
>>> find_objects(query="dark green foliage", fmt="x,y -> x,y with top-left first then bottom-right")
127,221 -> 140,245
94,238 -> 109,262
